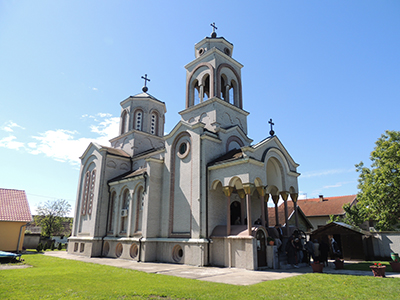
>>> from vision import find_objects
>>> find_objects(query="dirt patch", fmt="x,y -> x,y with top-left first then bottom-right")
0,264 -> 31,270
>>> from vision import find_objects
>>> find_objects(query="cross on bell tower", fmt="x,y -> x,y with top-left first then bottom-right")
141,74 -> 150,92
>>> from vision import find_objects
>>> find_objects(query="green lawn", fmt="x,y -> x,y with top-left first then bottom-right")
1,254 -> 399,299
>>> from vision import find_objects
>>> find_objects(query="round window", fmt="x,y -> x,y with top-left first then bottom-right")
224,47 -> 231,56
172,245 -> 184,263
198,48 -> 205,56
130,244 -> 138,259
177,141 -> 190,159
115,243 -> 123,258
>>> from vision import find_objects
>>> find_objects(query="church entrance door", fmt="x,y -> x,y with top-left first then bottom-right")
230,201 -> 241,225
256,229 -> 267,267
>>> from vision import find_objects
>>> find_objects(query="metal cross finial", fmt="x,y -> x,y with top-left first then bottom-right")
141,74 -> 150,92
210,22 -> 217,38
269,118 -> 275,136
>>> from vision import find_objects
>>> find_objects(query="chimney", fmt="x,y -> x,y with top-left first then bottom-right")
319,195 -> 324,202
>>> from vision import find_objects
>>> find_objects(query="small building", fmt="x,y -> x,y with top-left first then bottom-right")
310,222 -> 372,260
0,189 -> 32,252
296,195 -> 357,229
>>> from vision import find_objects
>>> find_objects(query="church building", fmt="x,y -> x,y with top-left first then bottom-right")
69,28 -> 300,270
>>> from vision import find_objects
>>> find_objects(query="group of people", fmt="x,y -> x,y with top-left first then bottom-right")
284,231 -> 342,268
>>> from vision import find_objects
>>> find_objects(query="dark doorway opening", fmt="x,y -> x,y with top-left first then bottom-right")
230,201 -> 241,225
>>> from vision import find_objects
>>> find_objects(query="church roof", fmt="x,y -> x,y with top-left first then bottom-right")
296,195 -> 357,217
0,189 -> 32,222
101,146 -> 131,158
129,92 -> 165,104
108,168 -> 147,184
208,148 -> 244,166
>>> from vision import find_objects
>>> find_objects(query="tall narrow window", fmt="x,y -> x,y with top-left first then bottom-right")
121,189 -> 129,233
135,110 -> 143,131
150,112 -> 158,135
87,170 -> 96,215
108,192 -> 116,232
81,171 -> 90,215
136,187 -> 144,232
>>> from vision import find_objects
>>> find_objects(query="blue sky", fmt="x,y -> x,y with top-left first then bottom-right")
1,1 -> 399,216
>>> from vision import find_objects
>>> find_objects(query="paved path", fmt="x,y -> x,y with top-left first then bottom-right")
44,252 -> 400,286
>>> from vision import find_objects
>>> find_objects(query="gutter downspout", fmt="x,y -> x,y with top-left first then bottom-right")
138,236 -> 143,262
17,222 -> 29,253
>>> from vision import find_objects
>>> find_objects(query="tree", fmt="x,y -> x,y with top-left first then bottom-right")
355,130 -> 400,231
34,199 -> 71,237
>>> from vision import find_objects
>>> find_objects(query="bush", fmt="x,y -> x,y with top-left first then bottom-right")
43,243 -> 48,251
36,242 -> 43,252
57,243 -> 62,250
50,242 -> 55,251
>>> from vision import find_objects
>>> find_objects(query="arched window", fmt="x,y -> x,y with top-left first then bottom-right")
121,189 -> 129,233
150,112 -> 158,135
230,80 -> 237,106
108,192 -> 116,232
134,110 -> 143,131
87,170 -> 96,215
121,110 -> 129,134
81,171 -> 90,215
203,74 -> 210,101
135,187 -> 144,232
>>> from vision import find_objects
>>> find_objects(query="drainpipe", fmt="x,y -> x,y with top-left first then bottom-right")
17,222 -> 30,253
138,236 -> 143,262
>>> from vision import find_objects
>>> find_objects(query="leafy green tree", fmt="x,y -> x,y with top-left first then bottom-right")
34,199 -> 71,238
355,130 -> 400,231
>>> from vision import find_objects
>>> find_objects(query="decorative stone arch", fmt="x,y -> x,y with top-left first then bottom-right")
216,63 -> 243,109
225,135 -> 244,152
262,147 -> 292,175
120,109 -> 130,134
265,155 -> 287,192
186,62 -> 215,108
211,179 -> 223,191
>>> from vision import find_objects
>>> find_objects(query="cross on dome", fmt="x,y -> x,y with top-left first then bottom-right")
141,74 -> 150,92
210,22 -> 217,38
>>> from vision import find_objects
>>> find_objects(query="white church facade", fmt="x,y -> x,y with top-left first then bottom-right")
68,29 -> 300,270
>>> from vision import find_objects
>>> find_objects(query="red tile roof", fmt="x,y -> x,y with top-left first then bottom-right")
0,189 -> 32,222
296,195 -> 357,217
267,202 -> 310,227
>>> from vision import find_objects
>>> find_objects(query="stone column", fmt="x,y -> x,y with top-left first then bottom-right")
237,189 -> 246,225
199,84 -> 204,103
223,186 -> 234,236
291,193 -> 299,229
225,85 -> 230,103
280,192 -> 289,236
257,186 -> 266,227
271,194 -> 279,226
264,193 -> 270,228
243,184 -> 254,236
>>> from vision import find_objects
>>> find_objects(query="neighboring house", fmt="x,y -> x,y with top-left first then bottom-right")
69,30 -> 301,270
0,189 -> 32,252
296,195 -> 357,229
267,204 -> 313,233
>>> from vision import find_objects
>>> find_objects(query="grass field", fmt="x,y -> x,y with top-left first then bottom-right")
1,254 -> 399,299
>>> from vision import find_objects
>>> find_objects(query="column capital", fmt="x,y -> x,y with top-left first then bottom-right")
271,194 -> 279,204
264,193 -> 270,203
243,183 -> 255,195
237,189 -> 246,199
256,186 -> 265,197
290,193 -> 299,202
223,186 -> 234,197
280,191 -> 289,201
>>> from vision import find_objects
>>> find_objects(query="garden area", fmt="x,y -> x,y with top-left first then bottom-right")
1,254 -> 400,299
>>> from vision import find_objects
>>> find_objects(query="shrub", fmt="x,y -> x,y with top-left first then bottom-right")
50,242 -> 55,251
57,243 -> 62,250
36,242 -> 43,252
43,243 -> 48,251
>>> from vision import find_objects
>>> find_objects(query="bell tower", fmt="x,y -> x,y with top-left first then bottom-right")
185,24 -> 243,109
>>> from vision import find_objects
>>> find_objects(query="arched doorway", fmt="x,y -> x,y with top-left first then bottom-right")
256,229 -> 267,267
230,201 -> 241,225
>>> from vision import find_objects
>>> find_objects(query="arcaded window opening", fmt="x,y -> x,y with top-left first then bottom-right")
87,169 -> 96,215
134,110 -> 143,131
135,186 -> 144,232
121,189 -> 129,233
81,171 -> 90,215
108,191 -> 116,232
121,110 -> 129,134
150,112 -> 158,135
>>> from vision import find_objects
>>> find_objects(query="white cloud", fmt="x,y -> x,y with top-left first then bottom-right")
1,121 -> 25,132
2,114 -> 119,165
301,168 -> 354,178
0,136 -> 25,150
92,87 -> 98,91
